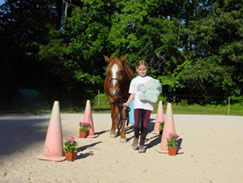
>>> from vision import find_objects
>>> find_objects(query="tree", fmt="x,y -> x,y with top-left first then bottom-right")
108,0 -> 184,96
0,0 -> 62,105
180,0 -> 243,103
62,0 -> 124,94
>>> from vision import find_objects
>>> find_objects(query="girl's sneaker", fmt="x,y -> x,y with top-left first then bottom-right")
139,145 -> 145,153
132,138 -> 138,150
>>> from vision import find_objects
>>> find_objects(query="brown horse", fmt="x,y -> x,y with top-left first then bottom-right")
104,55 -> 134,142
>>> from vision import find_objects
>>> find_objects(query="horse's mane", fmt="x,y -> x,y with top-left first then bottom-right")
124,65 -> 133,80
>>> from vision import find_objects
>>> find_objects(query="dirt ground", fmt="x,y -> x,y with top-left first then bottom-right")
0,113 -> 243,183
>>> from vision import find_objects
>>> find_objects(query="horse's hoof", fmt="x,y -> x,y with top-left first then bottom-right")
120,138 -> 127,143
110,134 -> 116,138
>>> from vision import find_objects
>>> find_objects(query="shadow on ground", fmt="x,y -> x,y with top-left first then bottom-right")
0,114 -> 49,158
77,141 -> 102,159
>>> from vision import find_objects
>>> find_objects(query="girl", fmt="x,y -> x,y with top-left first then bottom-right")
123,60 -> 154,153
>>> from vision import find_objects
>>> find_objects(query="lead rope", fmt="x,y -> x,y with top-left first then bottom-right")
116,97 -> 131,130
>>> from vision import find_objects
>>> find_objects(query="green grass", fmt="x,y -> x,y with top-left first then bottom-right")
1,101 -> 243,116
154,103 -> 243,116
3,92 -> 242,115
91,102 -> 243,116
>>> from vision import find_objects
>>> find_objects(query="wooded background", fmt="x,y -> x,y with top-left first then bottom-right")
0,0 -> 242,110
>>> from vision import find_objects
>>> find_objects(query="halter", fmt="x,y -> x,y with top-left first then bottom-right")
109,78 -> 121,83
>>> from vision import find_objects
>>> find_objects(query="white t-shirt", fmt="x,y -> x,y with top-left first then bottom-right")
129,76 -> 154,111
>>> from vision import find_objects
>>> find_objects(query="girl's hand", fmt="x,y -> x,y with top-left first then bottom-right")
123,102 -> 129,107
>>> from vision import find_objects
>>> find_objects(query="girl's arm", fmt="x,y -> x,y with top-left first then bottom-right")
123,93 -> 135,107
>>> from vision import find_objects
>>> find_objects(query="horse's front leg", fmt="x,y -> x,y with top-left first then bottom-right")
114,104 -> 120,135
110,103 -> 117,138
120,106 -> 127,142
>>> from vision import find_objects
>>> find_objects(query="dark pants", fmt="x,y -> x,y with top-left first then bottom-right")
134,109 -> 151,146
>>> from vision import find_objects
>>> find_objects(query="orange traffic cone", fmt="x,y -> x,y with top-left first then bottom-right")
152,100 -> 164,134
83,100 -> 97,138
37,101 -> 65,161
158,103 -> 176,154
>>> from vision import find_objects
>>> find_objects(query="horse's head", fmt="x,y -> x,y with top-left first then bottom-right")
104,55 -> 128,97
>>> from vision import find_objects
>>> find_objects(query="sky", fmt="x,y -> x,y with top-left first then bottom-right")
0,0 -> 5,6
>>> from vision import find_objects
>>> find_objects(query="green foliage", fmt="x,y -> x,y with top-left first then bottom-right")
63,137 -> 78,153
167,133 -> 179,147
179,58 -> 233,91
38,26 -> 67,62
169,103 -> 243,116
231,95 -> 243,105
159,123 -> 164,130
108,0 -> 184,74
74,71 -> 103,85
92,93 -> 110,108
180,99 -> 188,106
79,122 -> 89,132
63,1 -> 121,90
158,96 -> 168,104
0,0 -> 242,108
185,0 -> 243,98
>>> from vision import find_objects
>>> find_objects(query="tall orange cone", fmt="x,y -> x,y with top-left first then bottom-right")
37,101 -> 65,161
158,103 -> 176,153
83,100 -> 97,138
152,100 -> 164,134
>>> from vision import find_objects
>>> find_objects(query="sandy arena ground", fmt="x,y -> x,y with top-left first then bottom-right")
0,113 -> 243,183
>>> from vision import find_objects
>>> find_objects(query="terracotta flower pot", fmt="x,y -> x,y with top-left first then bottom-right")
79,131 -> 88,138
65,152 -> 77,161
168,146 -> 177,156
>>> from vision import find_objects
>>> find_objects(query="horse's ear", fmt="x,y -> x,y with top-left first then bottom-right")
120,55 -> 128,63
104,55 -> 110,63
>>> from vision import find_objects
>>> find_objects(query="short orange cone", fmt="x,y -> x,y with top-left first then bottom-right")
37,101 -> 65,161
158,103 -> 176,154
83,100 -> 97,138
152,100 -> 164,134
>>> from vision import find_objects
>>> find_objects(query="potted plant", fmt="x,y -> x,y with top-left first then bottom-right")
79,122 -> 89,138
159,122 -> 164,135
167,132 -> 179,156
64,137 -> 78,161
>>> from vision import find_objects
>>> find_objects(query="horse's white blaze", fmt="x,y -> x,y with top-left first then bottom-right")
111,64 -> 119,86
